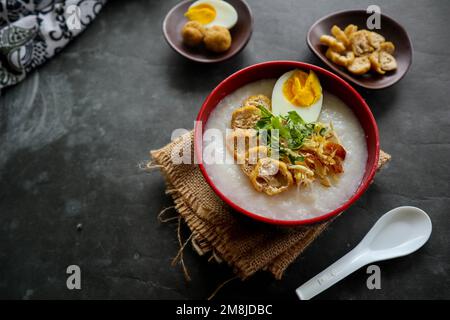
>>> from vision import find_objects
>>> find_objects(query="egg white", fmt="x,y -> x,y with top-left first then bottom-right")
271,70 -> 323,123
189,0 -> 238,29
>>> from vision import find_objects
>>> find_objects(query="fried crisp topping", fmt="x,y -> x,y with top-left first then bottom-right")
227,98 -> 347,196
379,51 -> 397,71
348,56 -> 371,75
226,128 -> 258,161
320,34 -> 346,53
320,24 -> 397,76
240,146 -> 269,177
249,158 -> 293,196
368,31 -> 385,49
350,30 -> 374,56
326,48 -> 355,67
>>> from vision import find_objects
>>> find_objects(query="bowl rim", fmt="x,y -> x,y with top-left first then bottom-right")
194,60 -> 380,226
162,0 -> 254,64
306,9 -> 414,90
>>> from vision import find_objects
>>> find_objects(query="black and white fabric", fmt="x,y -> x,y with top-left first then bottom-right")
0,0 -> 107,90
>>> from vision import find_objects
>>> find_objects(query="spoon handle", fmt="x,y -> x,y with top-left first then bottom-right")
296,247 -> 370,300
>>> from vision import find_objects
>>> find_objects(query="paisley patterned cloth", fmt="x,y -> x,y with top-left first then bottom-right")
0,0 -> 107,90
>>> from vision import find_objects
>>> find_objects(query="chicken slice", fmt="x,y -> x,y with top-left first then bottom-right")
289,164 -> 315,186
324,141 -> 347,160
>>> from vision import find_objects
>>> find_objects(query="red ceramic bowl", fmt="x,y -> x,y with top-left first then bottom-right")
194,61 -> 380,226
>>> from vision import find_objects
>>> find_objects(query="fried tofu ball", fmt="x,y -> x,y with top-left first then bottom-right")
231,105 -> 261,129
347,56 -> 371,75
204,26 -> 232,53
181,21 -> 206,47
242,94 -> 272,110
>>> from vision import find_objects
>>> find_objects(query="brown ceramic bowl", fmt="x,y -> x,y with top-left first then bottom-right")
162,0 -> 253,63
307,10 -> 413,89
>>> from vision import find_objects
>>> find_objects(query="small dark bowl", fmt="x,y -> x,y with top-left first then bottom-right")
162,0 -> 253,63
307,10 -> 413,90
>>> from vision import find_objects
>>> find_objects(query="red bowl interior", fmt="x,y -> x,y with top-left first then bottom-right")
194,61 -> 380,226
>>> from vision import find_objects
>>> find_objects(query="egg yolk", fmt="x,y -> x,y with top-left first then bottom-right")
282,70 -> 322,107
184,4 -> 216,24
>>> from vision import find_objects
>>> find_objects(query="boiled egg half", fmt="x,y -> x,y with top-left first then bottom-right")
271,69 -> 323,123
184,0 -> 238,29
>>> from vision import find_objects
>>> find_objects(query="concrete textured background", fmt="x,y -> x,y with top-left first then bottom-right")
0,0 -> 449,299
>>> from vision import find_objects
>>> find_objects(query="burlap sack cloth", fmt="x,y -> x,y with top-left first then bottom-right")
150,131 -> 390,280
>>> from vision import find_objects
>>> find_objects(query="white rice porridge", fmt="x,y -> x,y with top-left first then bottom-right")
202,79 -> 368,220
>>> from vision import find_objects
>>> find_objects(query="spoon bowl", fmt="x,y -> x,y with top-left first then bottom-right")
362,206 -> 432,259
296,206 -> 432,300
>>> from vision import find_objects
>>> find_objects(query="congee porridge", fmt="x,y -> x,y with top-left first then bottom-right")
202,70 -> 367,220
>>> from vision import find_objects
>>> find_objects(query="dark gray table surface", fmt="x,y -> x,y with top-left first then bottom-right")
1,0 -> 449,300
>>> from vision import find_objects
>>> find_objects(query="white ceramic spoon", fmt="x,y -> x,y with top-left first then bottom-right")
296,206 -> 432,300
